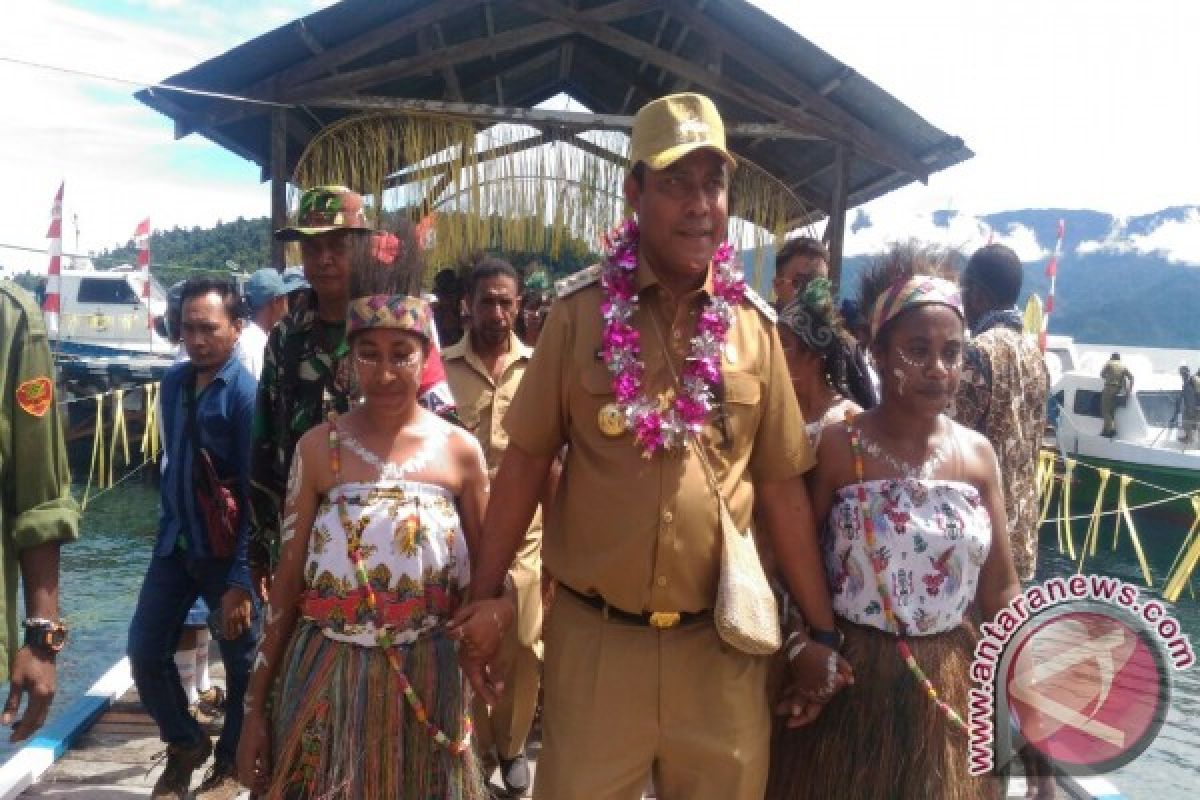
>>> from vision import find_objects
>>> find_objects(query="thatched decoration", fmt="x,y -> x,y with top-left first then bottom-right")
292,112 -> 814,280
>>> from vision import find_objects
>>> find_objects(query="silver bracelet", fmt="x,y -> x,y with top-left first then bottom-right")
787,637 -> 809,662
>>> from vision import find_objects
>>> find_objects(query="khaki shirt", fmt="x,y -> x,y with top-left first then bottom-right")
504,261 -> 812,614
445,331 -> 543,646
443,332 -> 534,477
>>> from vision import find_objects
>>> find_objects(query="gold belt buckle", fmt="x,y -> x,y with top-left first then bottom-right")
649,611 -> 681,629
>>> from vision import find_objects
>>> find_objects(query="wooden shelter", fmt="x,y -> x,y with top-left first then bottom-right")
137,0 -> 972,282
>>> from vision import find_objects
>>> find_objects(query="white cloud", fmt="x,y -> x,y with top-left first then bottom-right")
1076,209 -> 1200,265
840,203 -> 1047,262
0,1 -> 281,274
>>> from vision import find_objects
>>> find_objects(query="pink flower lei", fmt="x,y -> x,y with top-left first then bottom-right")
600,218 -> 746,457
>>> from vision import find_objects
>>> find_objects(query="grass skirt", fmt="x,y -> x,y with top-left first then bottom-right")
766,620 -> 1003,800
267,619 -> 486,800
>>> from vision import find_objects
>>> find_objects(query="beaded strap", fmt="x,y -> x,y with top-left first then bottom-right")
848,426 -> 968,735
326,425 -> 473,755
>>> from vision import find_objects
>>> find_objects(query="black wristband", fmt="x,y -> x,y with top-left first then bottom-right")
809,626 -> 844,651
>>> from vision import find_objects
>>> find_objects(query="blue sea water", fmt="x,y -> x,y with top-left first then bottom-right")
2,478 -> 1198,797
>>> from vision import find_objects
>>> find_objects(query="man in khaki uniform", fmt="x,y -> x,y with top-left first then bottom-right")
453,94 -> 843,800
444,257 -> 541,795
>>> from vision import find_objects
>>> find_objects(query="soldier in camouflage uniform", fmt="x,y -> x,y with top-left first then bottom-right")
0,280 -> 79,741
248,187 -> 456,583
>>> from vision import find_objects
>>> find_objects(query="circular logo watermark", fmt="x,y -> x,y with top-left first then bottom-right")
1003,603 -> 1170,772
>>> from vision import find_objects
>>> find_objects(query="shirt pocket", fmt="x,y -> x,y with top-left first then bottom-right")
707,370 -> 762,450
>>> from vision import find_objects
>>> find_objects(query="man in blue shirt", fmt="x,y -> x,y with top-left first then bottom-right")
127,278 -> 258,800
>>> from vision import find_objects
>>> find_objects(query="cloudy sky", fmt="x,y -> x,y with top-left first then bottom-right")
2,0 -> 1198,273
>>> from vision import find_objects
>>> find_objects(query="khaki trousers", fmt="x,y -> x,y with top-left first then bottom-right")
473,517 -> 543,761
534,589 -> 770,800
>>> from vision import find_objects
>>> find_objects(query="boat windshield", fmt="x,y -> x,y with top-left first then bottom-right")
1138,390 -> 1181,428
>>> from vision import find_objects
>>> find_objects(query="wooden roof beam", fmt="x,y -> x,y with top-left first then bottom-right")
663,0 -> 710,93
619,8 -> 672,113
459,47 -> 561,102
284,0 -> 666,102
294,19 -> 328,60
302,94 -> 820,141
429,24 -> 463,101
662,0 -> 927,180
517,0 -> 847,143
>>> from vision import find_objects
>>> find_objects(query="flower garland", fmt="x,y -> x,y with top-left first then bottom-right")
600,218 -> 745,457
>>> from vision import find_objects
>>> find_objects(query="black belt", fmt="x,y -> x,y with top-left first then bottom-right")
559,583 -> 710,629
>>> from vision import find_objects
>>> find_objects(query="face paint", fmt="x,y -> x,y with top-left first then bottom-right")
894,348 -> 925,370
892,367 -> 907,396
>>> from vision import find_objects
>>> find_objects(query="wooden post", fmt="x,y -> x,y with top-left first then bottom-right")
270,109 -> 288,268
824,144 -> 850,293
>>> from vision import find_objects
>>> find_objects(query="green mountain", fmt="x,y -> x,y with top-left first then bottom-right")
751,206 -> 1200,350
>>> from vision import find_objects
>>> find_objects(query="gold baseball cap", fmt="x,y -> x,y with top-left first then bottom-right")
629,93 -> 737,171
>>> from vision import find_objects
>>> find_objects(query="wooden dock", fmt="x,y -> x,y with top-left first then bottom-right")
6,653 -> 1123,799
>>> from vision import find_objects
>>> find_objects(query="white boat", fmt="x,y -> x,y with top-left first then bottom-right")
1051,361 -> 1200,500
45,263 -> 174,358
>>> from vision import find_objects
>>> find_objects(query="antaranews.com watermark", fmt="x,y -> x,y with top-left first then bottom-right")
968,574 -> 1194,777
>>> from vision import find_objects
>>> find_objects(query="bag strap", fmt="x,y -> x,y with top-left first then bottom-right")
184,369 -> 232,491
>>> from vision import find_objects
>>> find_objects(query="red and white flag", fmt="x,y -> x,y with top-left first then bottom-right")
44,182 -> 64,327
1039,219 -> 1066,352
134,217 -> 151,328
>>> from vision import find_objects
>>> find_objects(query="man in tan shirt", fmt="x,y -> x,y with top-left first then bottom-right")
453,93 -> 843,800
443,257 -> 541,796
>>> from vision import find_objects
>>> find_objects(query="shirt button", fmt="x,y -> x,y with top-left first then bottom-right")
656,575 -> 668,587
662,510 -> 674,524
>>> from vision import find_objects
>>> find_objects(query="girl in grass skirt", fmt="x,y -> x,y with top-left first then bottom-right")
768,244 -> 1050,799
236,294 -> 510,799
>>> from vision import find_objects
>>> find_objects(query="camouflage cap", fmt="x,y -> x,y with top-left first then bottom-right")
630,93 -> 736,172
274,185 -> 374,241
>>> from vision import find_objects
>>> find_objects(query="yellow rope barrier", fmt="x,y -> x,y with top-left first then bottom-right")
141,383 -> 160,463
1059,458 -> 1077,560
1076,467 -> 1111,572
106,388 -> 130,485
1116,475 -> 1155,587
1163,496 -> 1200,602
81,393 -> 106,510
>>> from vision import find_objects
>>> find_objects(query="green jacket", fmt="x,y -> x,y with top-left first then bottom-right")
0,281 -> 79,679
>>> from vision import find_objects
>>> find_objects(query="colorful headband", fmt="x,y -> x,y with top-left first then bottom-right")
868,276 -> 963,342
346,294 -> 433,341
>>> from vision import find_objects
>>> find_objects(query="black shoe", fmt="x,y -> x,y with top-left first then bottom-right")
150,735 -> 213,799
499,751 -> 530,795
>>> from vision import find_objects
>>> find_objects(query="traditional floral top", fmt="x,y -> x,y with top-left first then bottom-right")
824,479 -> 991,635
249,291 -> 460,572
298,431 -> 471,647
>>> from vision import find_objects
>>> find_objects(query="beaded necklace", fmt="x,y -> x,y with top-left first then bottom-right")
327,424 -> 473,755
848,425 -> 968,734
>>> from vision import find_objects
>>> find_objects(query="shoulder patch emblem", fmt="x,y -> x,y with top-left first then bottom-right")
16,377 -> 54,418
554,264 -> 602,300
742,286 -> 778,324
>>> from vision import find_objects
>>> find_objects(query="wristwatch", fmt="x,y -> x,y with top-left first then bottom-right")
809,626 -> 844,652
23,617 -> 68,655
